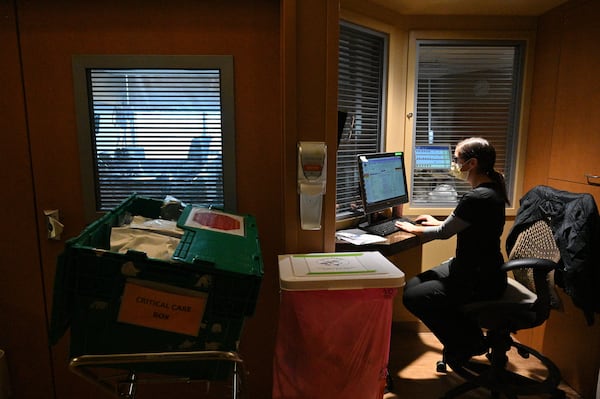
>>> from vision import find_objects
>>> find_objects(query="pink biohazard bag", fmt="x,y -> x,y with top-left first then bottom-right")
273,288 -> 397,399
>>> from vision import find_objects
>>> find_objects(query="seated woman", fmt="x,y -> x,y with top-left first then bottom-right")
395,137 -> 510,369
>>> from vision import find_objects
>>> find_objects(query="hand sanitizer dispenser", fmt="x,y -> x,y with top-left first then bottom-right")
297,141 -> 327,230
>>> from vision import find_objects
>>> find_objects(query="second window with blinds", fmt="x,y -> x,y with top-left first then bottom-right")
336,25 -> 526,220
409,40 -> 525,208
336,21 -> 388,221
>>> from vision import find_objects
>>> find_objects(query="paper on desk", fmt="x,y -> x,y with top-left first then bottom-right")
335,228 -> 387,245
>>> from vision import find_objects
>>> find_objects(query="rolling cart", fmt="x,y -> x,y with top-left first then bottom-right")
49,195 -> 263,398
68,350 -> 245,398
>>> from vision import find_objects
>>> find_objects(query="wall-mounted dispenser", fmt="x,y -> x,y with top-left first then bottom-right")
297,141 -> 327,230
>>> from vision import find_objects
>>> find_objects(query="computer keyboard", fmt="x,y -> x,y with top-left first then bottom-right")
361,217 -> 414,237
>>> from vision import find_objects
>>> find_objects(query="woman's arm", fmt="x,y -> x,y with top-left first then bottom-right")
396,213 -> 470,243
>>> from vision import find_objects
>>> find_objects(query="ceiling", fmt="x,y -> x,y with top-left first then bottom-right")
366,0 -> 569,16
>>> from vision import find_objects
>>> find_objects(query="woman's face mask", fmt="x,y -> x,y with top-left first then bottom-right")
450,159 -> 470,180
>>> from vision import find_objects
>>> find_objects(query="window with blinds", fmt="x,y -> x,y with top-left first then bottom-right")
73,56 -> 236,219
411,41 -> 524,207
336,22 -> 388,220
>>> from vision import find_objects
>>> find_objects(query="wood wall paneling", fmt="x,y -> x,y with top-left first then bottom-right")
0,1 -> 56,398
543,286 -> 600,399
525,1 -> 600,397
522,5 -> 563,192
282,0 -> 340,254
548,0 -> 600,186
545,175 -> 600,399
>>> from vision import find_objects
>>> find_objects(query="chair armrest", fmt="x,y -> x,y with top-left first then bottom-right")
502,258 -> 561,317
501,258 -> 558,273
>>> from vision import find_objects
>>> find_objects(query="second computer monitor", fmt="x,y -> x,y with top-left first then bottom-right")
357,151 -> 409,216
414,145 -> 452,170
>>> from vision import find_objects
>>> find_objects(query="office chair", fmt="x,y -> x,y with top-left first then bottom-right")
437,219 -> 566,399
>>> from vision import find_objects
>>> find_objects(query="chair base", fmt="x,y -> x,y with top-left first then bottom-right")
441,341 -> 565,399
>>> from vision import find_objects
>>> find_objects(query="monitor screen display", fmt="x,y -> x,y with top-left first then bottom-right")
414,145 -> 452,170
357,151 -> 409,215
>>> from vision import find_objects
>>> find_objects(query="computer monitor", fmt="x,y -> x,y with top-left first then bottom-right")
414,145 -> 452,170
357,151 -> 409,217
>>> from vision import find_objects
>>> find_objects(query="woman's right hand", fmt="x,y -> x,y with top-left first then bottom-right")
413,214 -> 441,226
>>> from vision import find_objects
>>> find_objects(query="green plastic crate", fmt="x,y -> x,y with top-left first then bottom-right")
50,194 -> 263,379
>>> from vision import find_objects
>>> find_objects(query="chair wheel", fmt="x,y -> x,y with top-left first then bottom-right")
517,346 -> 530,358
436,360 -> 447,373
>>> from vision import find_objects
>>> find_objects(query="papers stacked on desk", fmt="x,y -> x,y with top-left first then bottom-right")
335,228 -> 387,245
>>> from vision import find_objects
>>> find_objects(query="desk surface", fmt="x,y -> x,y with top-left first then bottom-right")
335,230 -> 420,256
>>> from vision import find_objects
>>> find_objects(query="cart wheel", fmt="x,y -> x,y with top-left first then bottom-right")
232,361 -> 243,399
117,371 -> 137,399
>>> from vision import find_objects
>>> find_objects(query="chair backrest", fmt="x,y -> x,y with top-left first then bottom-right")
509,220 -> 560,264
508,219 -> 562,314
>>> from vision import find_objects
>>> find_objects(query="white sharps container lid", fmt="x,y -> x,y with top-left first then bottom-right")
278,251 -> 405,291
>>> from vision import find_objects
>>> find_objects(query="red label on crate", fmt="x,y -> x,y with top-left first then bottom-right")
192,212 -> 241,230
117,281 -> 207,336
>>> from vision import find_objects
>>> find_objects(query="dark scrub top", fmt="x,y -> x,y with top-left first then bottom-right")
451,182 -> 507,299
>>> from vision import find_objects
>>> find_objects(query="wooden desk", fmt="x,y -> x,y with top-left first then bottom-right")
335,230 -> 422,323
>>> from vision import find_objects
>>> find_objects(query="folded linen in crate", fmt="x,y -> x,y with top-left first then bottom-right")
110,216 -> 184,261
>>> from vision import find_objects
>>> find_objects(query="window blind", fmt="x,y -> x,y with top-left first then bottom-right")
411,41 -> 523,207
336,22 -> 387,219
88,68 -> 226,211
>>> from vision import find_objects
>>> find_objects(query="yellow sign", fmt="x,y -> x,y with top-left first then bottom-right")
118,280 -> 207,336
